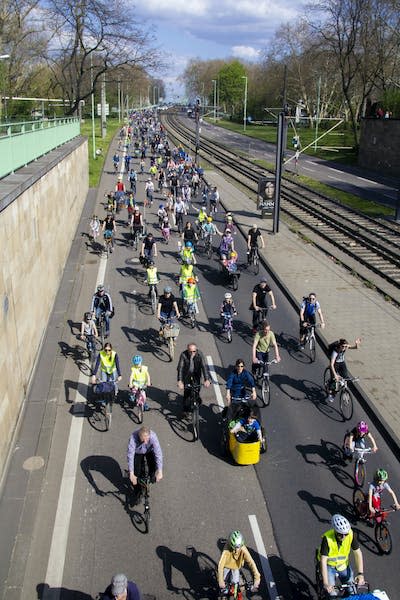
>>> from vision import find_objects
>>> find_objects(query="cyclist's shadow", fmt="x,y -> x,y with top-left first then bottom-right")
156,544 -> 217,598
296,439 -> 354,489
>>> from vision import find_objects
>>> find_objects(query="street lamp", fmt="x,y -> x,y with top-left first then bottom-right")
212,79 -> 216,123
242,75 -> 248,131
0,54 -> 10,123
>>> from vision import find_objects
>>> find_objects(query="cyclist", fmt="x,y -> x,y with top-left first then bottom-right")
129,168 -> 137,193
218,530 -> 260,595
178,258 -> 196,292
140,232 -> 157,263
368,469 -> 400,517
91,284 -> 113,337
182,277 -> 200,314
247,224 -> 265,262
327,337 -> 361,402
343,421 -> 378,460
182,222 -> 198,247
145,178 -> 154,206
127,425 -> 163,500
202,215 -> 222,240
220,292 -> 237,332
174,196 -> 187,231
105,192 -> 117,213
129,206 -> 143,244
192,204 -> 208,233
102,573 -> 141,600
89,214 -> 100,243
112,152 -> 119,172
252,321 -> 281,376
102,213 -> 116,252
157,203 -> 168,228
221,250 -> 238,280
218,229 -> 234,258
129,355 -> 150,411
91,343 -> 122,389
157,286 -> 181,334
146,259 -> 159,297
250,277 -> 276,333
299,292 -> 325,349
180,240 -> 196,265
115,175 -> 125,208
226,359 -> 257,407
318,514 -> 365,595
209,186 -> 219,213
80,312 -> 98,353
177,344 -> 211,416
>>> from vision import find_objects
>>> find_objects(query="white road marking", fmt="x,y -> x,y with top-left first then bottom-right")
327,175 -> 341,181
305,160 -> 317,165
355,176 -> 378,185
248,514 -> 280,600
44,150 -> 117,595
206,355 -> 225,409
302,166 -> 315,172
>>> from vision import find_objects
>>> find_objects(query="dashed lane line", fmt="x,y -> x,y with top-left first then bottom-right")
206,355 -> 224,409
248,514 -> 281,600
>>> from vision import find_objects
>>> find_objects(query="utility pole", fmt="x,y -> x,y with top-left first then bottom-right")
90,53 -> 96,159
212,79 -> 216,123
194,98 -> 201,164
242,76 -> 248,131
272,65 -> 288,234
101,72 -> 107,139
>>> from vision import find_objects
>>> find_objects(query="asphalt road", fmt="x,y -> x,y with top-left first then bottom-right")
4,134 -> 400,600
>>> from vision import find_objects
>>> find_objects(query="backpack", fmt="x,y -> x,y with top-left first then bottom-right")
328,340 -> 340,354
302,297 -> 316,318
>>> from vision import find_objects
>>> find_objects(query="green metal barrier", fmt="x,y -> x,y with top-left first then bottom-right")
0,118 -> 80,179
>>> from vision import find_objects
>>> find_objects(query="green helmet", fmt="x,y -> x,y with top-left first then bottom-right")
229,530 -> 244,549
374,468 -> 388,482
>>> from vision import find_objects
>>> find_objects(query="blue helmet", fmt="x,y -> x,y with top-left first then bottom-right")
159,204 -> 164,209
132,355 -> 142,366
185,241 -> 193,248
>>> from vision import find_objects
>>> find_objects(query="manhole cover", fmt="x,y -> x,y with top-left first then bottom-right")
23,456 -> 45,471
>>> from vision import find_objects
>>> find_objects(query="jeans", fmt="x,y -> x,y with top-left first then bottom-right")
326,564 -> 352,587
100,369 -> 118,394
223,568 -> 240,585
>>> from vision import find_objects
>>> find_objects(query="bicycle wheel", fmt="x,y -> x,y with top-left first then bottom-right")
340,389 -> 353,420
105,401 -> 112,431
150,288 -> 157,314
375,522 -> 392,555
309,336 -> 316,363
323,367 -> 331,395
261,376 -> 271,407
353,488 -> 366,518
206,242 -> 212,259
232,274 -> 238,291
253,254 -> 259,276
354,460 -> 366,488
192,403 -> 199,441
190,311 -> 196,329
168,336 -> 175,361
227,326 -> 232,343
99,320 -> 105,347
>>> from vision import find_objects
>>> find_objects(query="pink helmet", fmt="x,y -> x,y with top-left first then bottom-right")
357,421 -> 369,435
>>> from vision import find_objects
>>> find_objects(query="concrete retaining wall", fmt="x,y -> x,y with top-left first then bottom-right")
0,137 -> 88,476
358,118 -> 400,178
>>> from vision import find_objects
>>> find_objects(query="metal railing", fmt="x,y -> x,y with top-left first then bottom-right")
0,117 -> 80,179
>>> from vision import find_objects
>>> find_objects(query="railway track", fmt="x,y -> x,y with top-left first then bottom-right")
162,112 -> 400,304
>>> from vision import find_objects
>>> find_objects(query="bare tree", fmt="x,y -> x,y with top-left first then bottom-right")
41,0 -> 162,115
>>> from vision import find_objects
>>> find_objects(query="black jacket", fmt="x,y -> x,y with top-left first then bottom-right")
177,350 -> 210,384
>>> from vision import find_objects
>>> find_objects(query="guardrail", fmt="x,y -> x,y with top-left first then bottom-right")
0,117 -> 80,179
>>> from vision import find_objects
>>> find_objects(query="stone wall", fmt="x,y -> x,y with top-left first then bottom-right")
358,118 -> 400,178
0,137 -> 88,476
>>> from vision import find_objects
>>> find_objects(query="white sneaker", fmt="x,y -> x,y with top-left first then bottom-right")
327,394 -> 334,403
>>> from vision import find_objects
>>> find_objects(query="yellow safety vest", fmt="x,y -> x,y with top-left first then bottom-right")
318,529 -> 352,571
179,264 -> 193,284
130,365 -> 149,387
198,209 -> 207,222
181,248 -> 193,261
183,284 -> 198,302
100,350 -> 116,374
147,267 -> 159,285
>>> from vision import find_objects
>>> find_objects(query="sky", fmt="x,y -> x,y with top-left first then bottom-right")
133,0 -> 303,101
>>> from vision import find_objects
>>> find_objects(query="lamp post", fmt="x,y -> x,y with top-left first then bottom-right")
212,79 -> 216,123
90,53 -> 96,159
0,54 -> 10,123
242,75 -> 248,131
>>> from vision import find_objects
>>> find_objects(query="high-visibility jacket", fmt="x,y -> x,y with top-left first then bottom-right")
183,284 -> 200,302
179,264 -> 194,285
198,209 -> 207,223
146,267 -> 159,285
318,529 -> 352,571
129,365 -> 149,388
181,248 -> 194,262
100,350 -> 117,374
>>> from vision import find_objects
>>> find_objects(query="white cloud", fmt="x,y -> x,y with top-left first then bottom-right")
231,45 -> 260,60
139,0 -> 208,17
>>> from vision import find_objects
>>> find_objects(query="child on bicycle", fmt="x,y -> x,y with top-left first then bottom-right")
80,312 -> 98,352
182,277 -> 200,314
343,421 -> 378,460
129,355 -> 151,410
220,292 -> 237,331
89,214 -> 100,242
368,469 -> 400,517
146,260 -> 159,297
218,530 -> 260,596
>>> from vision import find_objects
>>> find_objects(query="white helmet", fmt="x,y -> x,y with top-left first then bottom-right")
331,514 -> 351,535
224,293 -> 232,300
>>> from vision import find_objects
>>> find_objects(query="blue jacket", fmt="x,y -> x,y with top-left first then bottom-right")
226,369 -> 255,398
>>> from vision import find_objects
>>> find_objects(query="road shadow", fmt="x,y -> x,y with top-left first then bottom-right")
296,439 -> 354,489
37,583 -> 94,600
156,545 -> 217,599
298,490 -> 354,524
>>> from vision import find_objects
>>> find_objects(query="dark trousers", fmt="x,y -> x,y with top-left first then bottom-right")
132,451 -> 156,495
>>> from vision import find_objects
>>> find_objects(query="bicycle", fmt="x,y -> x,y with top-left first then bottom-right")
224,264 -> 239,291
221,312 -> 234,343
301,323 -> 321,363
103,233 -> 113,257
96,311 -> 107,347
161,225 -> 171,244
247,246 -> 259,275
91,379 -> 115,431
184,382 -> 201,441
160,317 -> 180,361
254,358 -> 277,407
323,370 -> 357,421
203,233 -> 213,259
353,489 -> 398,554
79,333 -> 98,369
130,225 -> 141,250
136,462 -> 152,534
315,553 -> 370,599
176,212 -> 184,234
128,385 -> 148,424
148,283 -> 158,314
253,306 -> 269,331
350,446 -> 373,488
184,301 -> 197,328
219,568 -> 254,599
